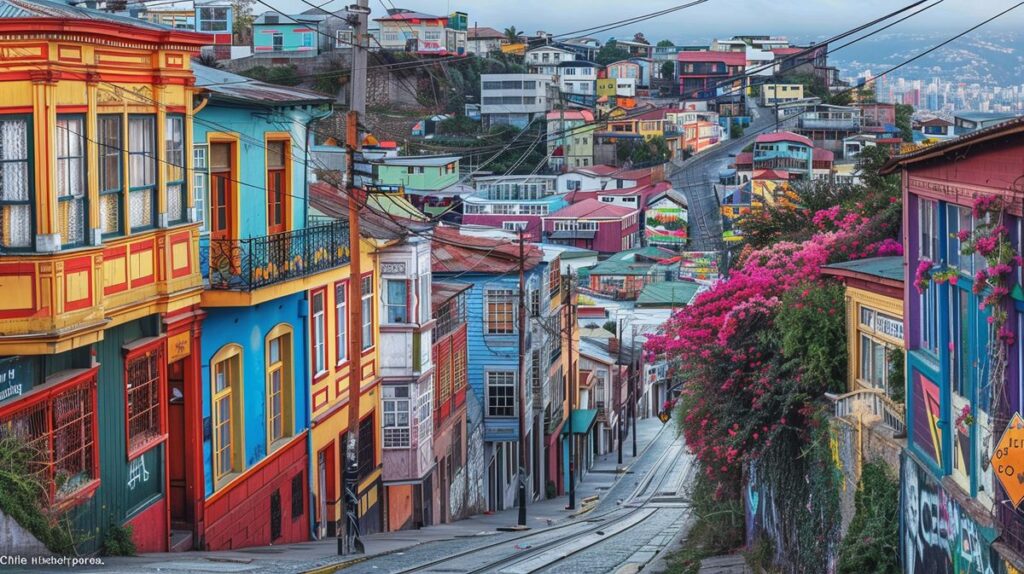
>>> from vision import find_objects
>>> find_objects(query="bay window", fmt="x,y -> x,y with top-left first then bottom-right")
0,117 -> 32,249
56,116 -> 86,246
128,116 -> 157,230
382,385 -> 410,448
385,279 -> 408,323
165,115 -> 186,224
98,115 -> 123,237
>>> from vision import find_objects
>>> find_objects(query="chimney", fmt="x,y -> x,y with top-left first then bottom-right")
608,337 -> 620,354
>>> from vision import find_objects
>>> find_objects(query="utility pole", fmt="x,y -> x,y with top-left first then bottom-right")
566,266 -> 575,510
341,0 -> 371,557
631,324 -> 638,458
617,317 -> 624,466
516,229 -> 529,529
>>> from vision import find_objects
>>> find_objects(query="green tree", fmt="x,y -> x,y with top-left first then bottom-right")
616,136 -> 671,166
895,103 -> 914,142
657,39 -> 675,48
503,26 -> 520,43
596,40 -> 631,66
231,0 -> 255,46
660,60 -> 675,80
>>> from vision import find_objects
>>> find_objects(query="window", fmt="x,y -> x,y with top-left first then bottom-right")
266,140 -> 287,234
361,275 -> 374,350
56,116 -> 86,246
357,415 -> 375,480
212,345 -> 243,484
385,279 -> 409,323
549,259 -> 561,300
193,145 -> 208,231
312,290 -> 326,376
919,198 -> 938,260
98,115 -> 124,237
125,344 -> 165,457
486,289 -> 516,335
128,116 -> 157,230
199,7 -> 229,32
272,33 -> 283,51
335,282 -> 348,365
503,221 -> 528,232
418,273 -> 430,324
336,29 -> 353,47
165,115 -> 186,224
453,342 -> 467,394
859,335 -> 890,391
266,326 -> 293,447
0,370 -> 98,503
418,384 -> 432,442
382,386 -> 410,448
487,371 -> 516,417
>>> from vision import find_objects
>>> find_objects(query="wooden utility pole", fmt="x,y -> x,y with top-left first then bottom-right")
342,0 -> 371,557
516,230 -> 529,528
566,266 -> 576,510
617,317 -> 624,466
631,324 -> 638,457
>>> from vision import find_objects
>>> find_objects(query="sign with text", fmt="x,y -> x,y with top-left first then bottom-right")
0,357 -> 30,406
993,412 -> 1024,508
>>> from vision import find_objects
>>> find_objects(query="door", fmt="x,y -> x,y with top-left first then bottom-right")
266,141 -> 286,236
209,143 -> 233,241
167,359 -> 189,526
317,444 -> 336,538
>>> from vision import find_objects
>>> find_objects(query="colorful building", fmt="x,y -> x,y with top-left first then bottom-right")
676,50 -> 746,100
373,9 -> 467,56
191,64 -> 341,549
373,155 -> 460,194
759,83 -> 804,106
252,12 -> 320,58
546,110 -> 596,171
462,175 -> 565,241
0,1 -> 208,553
582,247 -> 680,300
882,117 -> 1024,572
430,281 -> 481,522
542,199 -> 640,254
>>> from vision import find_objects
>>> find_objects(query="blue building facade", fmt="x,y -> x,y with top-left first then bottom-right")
191,64 -> 339,549
890,118 -> 1024,573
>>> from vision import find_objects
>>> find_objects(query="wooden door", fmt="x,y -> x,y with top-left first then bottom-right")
168,359 -> 188,525
209,143 -> 233,241
267,141 -> 287,236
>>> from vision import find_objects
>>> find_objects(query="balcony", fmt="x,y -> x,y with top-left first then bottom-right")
799,118 -> 860,131
828,388 -> 905,436
202,221 -> 350,293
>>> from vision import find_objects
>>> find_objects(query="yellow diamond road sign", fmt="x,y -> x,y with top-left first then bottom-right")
993,412 -> 1024,508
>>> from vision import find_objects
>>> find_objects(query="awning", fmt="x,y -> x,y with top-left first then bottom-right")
561,409 -> 599,435
549,230 -> 598,240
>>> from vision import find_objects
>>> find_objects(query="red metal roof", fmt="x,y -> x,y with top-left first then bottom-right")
755,131 -> 813,147
753,169 -> 791,180
376,10 -> 443,21
812,148 -> 834,162
734,152 -> 753,166
546,110 -> 595,122
772,47 -> 802,56
574,165 -> 620,176
676,51 -> 746,65
468,26 -> 504,39
431,226 -> 543,274
545,198 -> 637,220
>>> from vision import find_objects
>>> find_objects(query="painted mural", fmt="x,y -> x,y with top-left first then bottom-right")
677,251 -> 721,282
902,453 -> 999,574
912,369 -> 943,464
645,197 -> 688,246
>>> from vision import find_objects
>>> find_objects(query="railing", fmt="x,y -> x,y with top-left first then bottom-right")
799,118 -> 860,130
829,388 -> 906,436
204,221 -> 351,291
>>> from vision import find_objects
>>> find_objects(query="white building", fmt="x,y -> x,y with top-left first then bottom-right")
526,45 -> 577,76
557,60 -> 599,100
467,26 -> 505,55
480,73 -> 553,130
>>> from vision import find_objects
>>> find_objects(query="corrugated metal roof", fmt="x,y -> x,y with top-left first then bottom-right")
192,64 -> 333,105
0,0 -> 174,30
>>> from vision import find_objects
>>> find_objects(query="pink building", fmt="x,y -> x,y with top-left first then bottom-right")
542,198 -> 640,253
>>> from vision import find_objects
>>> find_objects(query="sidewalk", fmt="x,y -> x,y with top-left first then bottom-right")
77,417 -> 669,574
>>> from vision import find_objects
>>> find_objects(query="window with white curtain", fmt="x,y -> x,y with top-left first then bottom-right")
128,116 -> 157,230
98,115 -> 122,237
0,117 -> 31,249
165,115 -> 186,223
55,116 -> 86,246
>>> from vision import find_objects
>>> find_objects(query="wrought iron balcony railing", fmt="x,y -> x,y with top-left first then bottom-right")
202,221 -> 351,291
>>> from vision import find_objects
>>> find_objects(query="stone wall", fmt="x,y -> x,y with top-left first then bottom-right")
0,510 -> 49,557
829,414 -> 904,536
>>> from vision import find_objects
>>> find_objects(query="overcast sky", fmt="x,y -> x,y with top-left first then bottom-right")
276,0 -> 1024,43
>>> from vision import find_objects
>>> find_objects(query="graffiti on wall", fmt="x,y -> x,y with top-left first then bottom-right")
902,454 -> 998,574
911,370 -> 943,464
644,197 -> 688,246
